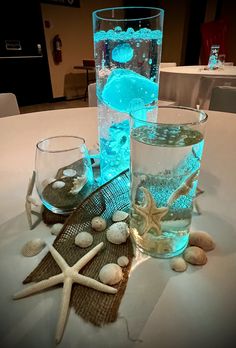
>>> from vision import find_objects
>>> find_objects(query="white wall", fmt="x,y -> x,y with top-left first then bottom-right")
41,0 -> 123,98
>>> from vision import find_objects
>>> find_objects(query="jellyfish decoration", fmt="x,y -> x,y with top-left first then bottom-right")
101,68 -> 158,113
112,43 -> 134,63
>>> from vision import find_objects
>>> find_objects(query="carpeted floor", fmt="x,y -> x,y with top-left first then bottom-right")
20,98 -> 89,114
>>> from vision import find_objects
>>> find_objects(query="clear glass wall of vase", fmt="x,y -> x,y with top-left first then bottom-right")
93,7 -> 164,184
129,106 -> 208,258
35,136 -> 94,215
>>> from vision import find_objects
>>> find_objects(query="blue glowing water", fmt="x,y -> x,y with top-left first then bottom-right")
99,119 -> 130,183
94,26 -> 163,43
94,26 -> 162,183
101,68 -> 158,113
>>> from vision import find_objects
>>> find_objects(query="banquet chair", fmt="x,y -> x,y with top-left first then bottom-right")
160,62 -> 177,68
209,86 -> 236,113
88,83 -> 176,107
197,76 -> 236,109
0,93 -> 20,117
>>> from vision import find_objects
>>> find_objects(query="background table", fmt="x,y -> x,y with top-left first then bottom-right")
159,65 -> 236,109
0,107 -> 236,348
73,65 -> 96,100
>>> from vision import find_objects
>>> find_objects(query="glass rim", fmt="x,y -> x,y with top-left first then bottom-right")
130,106 -> 208,127
36,135 -> 85,154
93,6 -> 164,22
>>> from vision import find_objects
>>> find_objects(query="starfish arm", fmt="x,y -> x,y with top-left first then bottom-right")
140,218 -> 151,236
133,203 -> 148,218
48,245 -> 69,272
55,277 -> 73,345
73,242 -> 104,272
150,222 -> 162,236
141,187 -> 154,209
13,273 -> 64,300
74,274 -> 117,294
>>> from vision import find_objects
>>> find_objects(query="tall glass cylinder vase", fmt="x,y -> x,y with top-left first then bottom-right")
93,7 -> 164,183
130,106 -> 208,258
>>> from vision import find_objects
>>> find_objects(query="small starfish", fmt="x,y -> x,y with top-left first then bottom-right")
133,187 -> 168,237
13,242 -> 117,344
167,169 -> 199,206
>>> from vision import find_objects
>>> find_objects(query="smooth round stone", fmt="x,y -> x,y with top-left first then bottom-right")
101,68 -> 158,113
112,43 -> 133,63
52,181 -> 65,189
63,169 -> 77,177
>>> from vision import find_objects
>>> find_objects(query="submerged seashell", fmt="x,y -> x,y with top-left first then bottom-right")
106,222 -> 129,244
112,210 -> 129,222
21,238 -> 46,257
170,257 -> 188,272
117,256 -> 129,267
51,223 -> 64,236
99,263 -> 123,285
189,231 -> 215,251
69,176 -> 87,195
184,246 -> 207,265
75,232 -> 93,248
91,216 -> 107,232
63,169 -> 77,177
52,181 -> 65,189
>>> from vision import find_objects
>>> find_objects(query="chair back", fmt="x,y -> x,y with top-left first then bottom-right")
83,59 -> 95,67
209,86 -> 236,113
0,93 -> 20,117
88,83 -> 97,107
200,19 -> 227,65
198,76 -> 236,109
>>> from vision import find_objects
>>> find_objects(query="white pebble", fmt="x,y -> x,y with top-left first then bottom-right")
52,181 -> 65,189
112,210 -> 129,222
91,216 -> 107,231
63,169 -> 77,177
170,257 -> 188,272
75,232 -> 93,248
106,222 -> 129,244
51,223 -> 64,236
117,256 -> 129,267
99,263 -> 123,285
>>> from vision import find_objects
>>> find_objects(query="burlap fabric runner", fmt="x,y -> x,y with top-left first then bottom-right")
24,170 -> 134,326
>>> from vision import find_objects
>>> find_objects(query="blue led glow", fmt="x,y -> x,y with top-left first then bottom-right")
112,43 -> 134,63
101,68 -> 158,113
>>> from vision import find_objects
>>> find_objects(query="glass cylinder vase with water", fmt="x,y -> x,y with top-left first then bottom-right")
93,7 -> 164,183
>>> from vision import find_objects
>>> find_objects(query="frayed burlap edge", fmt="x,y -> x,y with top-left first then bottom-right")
23,170 -> 134,326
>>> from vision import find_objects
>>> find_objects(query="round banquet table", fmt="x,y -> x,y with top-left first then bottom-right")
0,107 -> 236,348
159,65 -> 236,109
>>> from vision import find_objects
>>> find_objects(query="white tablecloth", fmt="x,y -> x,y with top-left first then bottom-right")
159,65 -> 236,109
0,107 -> 236,348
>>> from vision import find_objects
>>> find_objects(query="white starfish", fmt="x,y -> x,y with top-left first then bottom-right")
13,242 -> 117,344
133,187 -> 168,237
